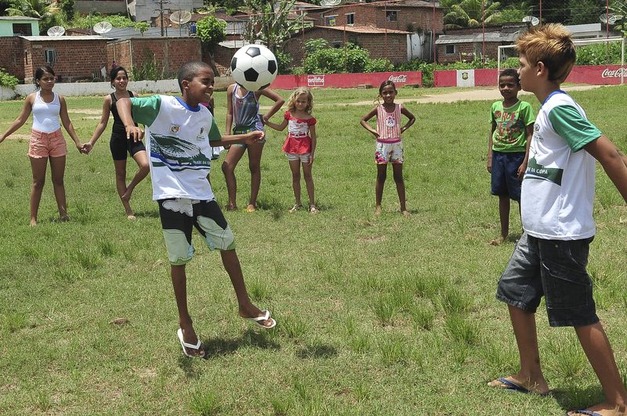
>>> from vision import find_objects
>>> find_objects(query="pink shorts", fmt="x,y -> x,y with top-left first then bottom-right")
28,129 -> 67,158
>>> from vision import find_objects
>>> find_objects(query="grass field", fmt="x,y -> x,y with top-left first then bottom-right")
0,85 -> 626,415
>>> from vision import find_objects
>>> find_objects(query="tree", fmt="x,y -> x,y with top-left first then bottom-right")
441,0 -> 502,29
243,0 -> 304,53
610,0 -> 627,36
196,15 -> 227,75
6,0 -> 61,33
567,0 -> 605,24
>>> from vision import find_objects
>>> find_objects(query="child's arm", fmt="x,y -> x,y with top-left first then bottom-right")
116,98 -> 144,142
258,88 -> 285,121
584,136 -> 627,201
0,94 -> 34,144
58,95 -> 83,151
487,121 -> 496,173
83,95 -> 112,154
400,106 -> 416,133
225,84 -> 234,135
517,124 -> 534,179
264,116 -> 288,132
308,124 -> 317,166
214,130 -> 265,147
360,107 -> 378,138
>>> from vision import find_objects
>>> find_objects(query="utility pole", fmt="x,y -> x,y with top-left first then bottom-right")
155,0 -> 169,37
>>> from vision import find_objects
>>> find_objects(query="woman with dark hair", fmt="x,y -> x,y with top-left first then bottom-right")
0,66 -> 83,226
84,66 -> 149,219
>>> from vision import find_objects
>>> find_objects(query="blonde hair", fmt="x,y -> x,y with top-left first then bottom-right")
516,23 -> 576,83
287,87 -> 314,114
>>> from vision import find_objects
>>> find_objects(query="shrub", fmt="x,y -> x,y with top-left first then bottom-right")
0,68 -> 19,88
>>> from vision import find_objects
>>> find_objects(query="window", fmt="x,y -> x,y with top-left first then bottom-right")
445,45 -> 456,55
12,23 -> 32,36
45,49 -> 57,64
346,13 -> 355,25
325,15 -> 337,26
386,10 -> 398,22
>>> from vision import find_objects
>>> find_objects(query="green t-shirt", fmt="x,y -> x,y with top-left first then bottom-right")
490,100 -> 535,153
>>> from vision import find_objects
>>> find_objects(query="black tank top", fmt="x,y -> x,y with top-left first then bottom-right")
111,91 -> 135,134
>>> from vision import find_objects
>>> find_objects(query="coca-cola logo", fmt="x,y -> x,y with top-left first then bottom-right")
601,67 -> 626,78
388,74 -> 407,83
307,75 -> 325,86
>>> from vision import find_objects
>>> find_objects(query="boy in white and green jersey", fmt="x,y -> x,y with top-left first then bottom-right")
117,62 -> 277,360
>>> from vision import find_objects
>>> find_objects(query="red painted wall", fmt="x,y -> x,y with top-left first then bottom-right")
270,71 -> 422,90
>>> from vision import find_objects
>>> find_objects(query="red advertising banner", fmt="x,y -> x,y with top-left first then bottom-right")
270,72 -> 422,90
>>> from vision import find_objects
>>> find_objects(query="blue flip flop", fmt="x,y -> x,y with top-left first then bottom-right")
566,410 -> 602,416
489,377 -> 531,393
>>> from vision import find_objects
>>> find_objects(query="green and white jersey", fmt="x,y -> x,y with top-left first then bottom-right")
490,99 -> 535,153
522,91 -> 601,240
130,95 -> 222,201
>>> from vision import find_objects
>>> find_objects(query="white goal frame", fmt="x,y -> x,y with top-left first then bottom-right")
497,36 -> 625,85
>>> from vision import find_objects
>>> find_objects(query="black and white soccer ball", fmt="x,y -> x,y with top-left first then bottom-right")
230,44 -> 278,91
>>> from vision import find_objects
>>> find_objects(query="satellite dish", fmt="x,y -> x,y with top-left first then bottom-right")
599,13 -> 618,24
170,10 -> 192,25
93,21 -> 113,34
47,26 -> 66,37
320,0 -> 341,6
522,16 -> 539,26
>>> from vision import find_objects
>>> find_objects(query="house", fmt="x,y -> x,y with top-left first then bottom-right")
125,0 -> 202,23
435,24 -> 525,64
0,16 -> 40,37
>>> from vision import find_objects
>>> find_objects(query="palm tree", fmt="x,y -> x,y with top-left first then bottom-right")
6,0 -> 61,33
441,0 -> 502,29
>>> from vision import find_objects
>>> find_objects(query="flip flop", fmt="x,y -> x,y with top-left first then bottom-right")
488,377 -> 549,396
244,310 -> 276,329
176,328 -> 206,358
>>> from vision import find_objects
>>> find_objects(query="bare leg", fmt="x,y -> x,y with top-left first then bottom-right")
246,141 -> 265,211
289,159 -> 302,207
491,195 -> 511,245
49,155 -> 69,221
219,249 -> 274,328
120,150 -> 149,218
375,164 -> 386,215
221,146 -> 246,210
568,323 -> 627,415
171,264 -> 203,357
489,305 -> 550,394
392,163 -> 408,215
29,157 -> 48,226
302,160 -> 317,212
113,160 -> 133,217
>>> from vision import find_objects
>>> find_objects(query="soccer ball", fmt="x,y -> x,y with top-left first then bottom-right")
230,44 -> 278,91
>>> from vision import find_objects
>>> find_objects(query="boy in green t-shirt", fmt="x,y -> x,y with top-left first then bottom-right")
487,68 -> 535,245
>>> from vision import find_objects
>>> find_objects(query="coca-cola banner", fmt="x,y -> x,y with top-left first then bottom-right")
270,72 -> 422,89
434,65 -> 626,87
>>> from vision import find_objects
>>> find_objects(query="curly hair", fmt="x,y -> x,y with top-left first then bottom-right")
286,87 -> 313,114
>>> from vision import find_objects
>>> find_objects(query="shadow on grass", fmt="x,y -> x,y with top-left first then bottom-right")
550,386 -> 605,414
203,329 -> 280,357
295,343 -> 338,359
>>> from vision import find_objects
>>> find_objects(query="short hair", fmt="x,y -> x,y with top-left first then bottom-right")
378,80 -> 397,95
109,66 -> 129,86
177,61 -> 212,93
499,68 -> 520,85
286,87 -> 313,114
516,23 -> 576,83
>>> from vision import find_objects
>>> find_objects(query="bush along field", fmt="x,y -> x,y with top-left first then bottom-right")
0,85 -> 626,415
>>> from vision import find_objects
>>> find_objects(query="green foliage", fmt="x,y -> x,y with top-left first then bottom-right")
134,21 -> 149,34
576,42 -> 624,65
196,14 -> 227,51
0,68 -> 19,88
130,49 -> 161,81
69,13 -> 135,29
302,40 -> 391,74
441,0 -> 502,29
274,49 -> 293,75
244,0 -> 304,52
7,0 -> 62,33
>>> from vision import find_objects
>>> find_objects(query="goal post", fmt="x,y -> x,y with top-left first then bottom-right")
497,36 -> 625,85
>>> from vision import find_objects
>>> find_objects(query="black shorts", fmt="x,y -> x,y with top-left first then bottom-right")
110,130 -> 146,161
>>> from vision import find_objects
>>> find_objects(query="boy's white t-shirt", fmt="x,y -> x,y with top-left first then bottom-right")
521,91 -> 601,240
130,95 -> 222,201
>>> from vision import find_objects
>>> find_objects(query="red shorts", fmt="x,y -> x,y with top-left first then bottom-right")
28,129 -> 67,158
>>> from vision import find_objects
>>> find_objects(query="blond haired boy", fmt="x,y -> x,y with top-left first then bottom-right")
488,24 -> 627,416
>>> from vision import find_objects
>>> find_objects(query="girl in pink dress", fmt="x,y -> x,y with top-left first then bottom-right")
264,88 -> 318,213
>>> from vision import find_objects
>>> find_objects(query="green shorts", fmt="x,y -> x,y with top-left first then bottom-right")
158,199 -> 236,265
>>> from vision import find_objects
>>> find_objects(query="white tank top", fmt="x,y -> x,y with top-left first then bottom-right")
32,91 -> 61,133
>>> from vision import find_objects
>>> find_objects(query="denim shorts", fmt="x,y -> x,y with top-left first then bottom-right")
496,232 -> 598,327
490,151 -> 524,201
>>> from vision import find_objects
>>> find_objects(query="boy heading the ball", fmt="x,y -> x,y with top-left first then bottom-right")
117,61 -> 276,359
488,24 -> 627,416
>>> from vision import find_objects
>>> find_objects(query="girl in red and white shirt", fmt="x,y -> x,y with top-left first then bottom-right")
264,88 -> 318,213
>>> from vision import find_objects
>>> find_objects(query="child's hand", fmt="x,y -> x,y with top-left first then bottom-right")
81,142 -> 93,155
517,162 -> 527,179
126,126 -> 144,142
243,130 -> 265,145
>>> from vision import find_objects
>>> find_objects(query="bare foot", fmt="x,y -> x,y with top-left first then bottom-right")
374,206 -> 382,216
239,306 -> 276,329
490,236 -> 506,246
488,376 -> 550,396
59,215 -> 70,222
177,327 -> 206,358
226,204 -> 238,211
567,404 -> 626,416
